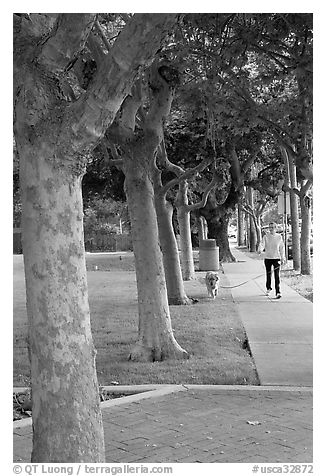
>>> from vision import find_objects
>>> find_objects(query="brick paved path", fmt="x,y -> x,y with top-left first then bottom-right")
14,387 -> 312,463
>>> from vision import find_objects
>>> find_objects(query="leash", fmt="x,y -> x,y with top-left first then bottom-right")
220,266 -> 282,289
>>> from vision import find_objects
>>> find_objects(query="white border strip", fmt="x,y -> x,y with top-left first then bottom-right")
13,385 -> 187,429
13,383 -> 312,430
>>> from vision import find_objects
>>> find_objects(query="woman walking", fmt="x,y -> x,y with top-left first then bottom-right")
259,222 -> 286,299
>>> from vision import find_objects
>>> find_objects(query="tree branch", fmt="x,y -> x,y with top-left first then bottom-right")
94,20 -> 111,52
119,13 -> 133,24
63,14 -> 178,153
185,173 -> 219,213
87,32 -> 106,64
101,139 -> 123,169
228,146 -> 242,190
37,14 -> 96,74
282,181 -> 300,197
144,60 -> 178,140
152,153 -> 164,190
259,117 -> 297,156
240,200 -> 255,219
300,178 -> 313,197
157,140 -> 185,177
161,155 -> 213,196
118,93 -> 142,132
242,145 -> 261,174
257,200 -> 267,216
134,80 -> 147,126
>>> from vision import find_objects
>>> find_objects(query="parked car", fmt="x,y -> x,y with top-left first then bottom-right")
287,234 -> 313,260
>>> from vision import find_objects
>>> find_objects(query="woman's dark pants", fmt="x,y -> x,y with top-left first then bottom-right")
264,259 -> 281,294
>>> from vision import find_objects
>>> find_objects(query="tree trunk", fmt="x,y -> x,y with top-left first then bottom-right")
289,188 -> 300,269
199,190 -> 237,262
14,13 -> 180,462
176,181 -> 196,280
299,192 -> 312,275
197,215 -> 208,242
206,215 -> 235,262
283,148 -> 300,270
249,217 -> 257,252
124,154 -> 189,361
18,142 -> 105,462
245,210 -> 250,248
177,208 -> 196,280
253,214 -> 262,249
237,204 -> 246,246
247,186 -> 257,252
207,216 -> 234,262
155,192 -> 191,305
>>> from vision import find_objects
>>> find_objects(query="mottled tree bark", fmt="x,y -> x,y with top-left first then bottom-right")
124,153 -> 189,360
106,60 -> 190,359
155,189 -> 191,304
299,188 -> 312,275
199,184 -> 238,263
281,150 -> 312,275
199,146 -> 255,262
282,148 -> 300,270
206,214 -> 236,262
18,142 -> 105,462
176,181 -> 196,280
14,13 -> 178,461
175,164 -> 224,278
247,187 -> 257,252
237,204 -> 246,246
197,215 -> 208,242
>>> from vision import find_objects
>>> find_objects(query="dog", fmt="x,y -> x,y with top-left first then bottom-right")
205,271 -> 220,299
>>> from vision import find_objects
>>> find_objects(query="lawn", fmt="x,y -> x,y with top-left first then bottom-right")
13,252 -> 259,387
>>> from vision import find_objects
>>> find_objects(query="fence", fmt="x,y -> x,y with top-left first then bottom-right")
84,232 -> 133,252
13,229 -> 133,254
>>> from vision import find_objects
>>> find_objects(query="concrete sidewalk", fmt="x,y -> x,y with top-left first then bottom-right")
223,246 -> 313,387
13,247 -> 313,463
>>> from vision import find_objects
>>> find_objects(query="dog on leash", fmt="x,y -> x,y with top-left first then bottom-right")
205,271 -> 220,299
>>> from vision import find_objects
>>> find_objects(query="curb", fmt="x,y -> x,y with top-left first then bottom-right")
13,385 -> 187,430
178,384 -> 313,392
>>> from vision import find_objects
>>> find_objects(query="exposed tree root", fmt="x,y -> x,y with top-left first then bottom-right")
128,343 -> 189,362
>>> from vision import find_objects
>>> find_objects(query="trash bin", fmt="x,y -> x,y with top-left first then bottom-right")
199,239 -> 219,271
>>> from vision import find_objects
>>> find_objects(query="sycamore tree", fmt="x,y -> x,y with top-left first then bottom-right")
104,63 -> 189,361
161,14 -> 266,262
179,13 -> 312,271
188,75 -> 264,261
162,112 -> 224,280
241,137 -> 285,250
153,141 -> 217,294
13,12 -> 178,462
232,13 -> 313,274
164,74 -> 234,266
198,142 -> 260,262
153,142 -> 194,303
99,15 -> 239,315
